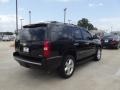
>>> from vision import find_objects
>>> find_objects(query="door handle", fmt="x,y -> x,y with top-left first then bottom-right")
85,42 -> 90,45
74,43 -> 79,46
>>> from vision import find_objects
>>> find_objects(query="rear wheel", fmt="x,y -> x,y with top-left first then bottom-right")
94,48 -> 102,61
58,55 -> 75,78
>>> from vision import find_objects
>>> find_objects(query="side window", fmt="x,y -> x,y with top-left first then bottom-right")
81,29 -> 92,40
60,27 -> 72,40
73,28 -> 82,40
50,26 -> 72,41
50,25 -> 63,41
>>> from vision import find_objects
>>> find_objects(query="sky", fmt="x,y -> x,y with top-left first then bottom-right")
0,0 -> 120,32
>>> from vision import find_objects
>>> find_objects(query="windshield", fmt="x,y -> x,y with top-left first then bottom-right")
19,28 -> 45,41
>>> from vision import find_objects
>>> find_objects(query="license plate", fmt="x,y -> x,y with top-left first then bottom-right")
105,40 -> 108,43
23,47 -> 29,52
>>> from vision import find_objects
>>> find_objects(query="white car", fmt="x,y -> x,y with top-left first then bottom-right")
2,36 -> 10,41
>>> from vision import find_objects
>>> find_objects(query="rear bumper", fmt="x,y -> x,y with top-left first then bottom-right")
13,52 -> 62,70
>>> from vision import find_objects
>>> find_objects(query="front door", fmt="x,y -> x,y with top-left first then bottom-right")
72,28 -> 87,60
81,29 -> 96,57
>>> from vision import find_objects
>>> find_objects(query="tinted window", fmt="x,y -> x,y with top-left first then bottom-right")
50,25 -> 63,41
73,28 -> 82,40
103,35 -> 112,39
81,29 -> 92,40
19,28 -> 45,41
104,35 -> 119,40
50,26 -> 72,41
60,27 -> 72,40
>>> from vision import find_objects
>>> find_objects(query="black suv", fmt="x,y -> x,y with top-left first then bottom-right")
13,21 -> 102,78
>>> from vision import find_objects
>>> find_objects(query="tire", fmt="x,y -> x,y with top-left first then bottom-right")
94,48 -> 102,61
58,55 -> 75,79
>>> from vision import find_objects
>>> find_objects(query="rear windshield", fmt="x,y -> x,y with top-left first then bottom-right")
19,28 -> 45,41
104,35 -> 112,39
104,35 -> 119,40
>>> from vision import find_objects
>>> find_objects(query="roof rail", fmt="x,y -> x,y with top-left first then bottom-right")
23,23 -> 47,28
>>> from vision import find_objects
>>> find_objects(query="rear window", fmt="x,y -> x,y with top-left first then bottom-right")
104,35 -> 118,39
19,28 -> 45,41
104,35 -> 112,39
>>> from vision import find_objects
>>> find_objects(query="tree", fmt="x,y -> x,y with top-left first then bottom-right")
77,18 -> 89,29
4,32 -> 13,35
0,32 -> 14,36
77,18 -> 97,30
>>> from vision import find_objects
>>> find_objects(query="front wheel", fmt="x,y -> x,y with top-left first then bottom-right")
94,48 -> 102,61
58,55 -> 75,79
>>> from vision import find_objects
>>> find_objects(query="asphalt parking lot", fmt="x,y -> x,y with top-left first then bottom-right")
0,41 -> 120,90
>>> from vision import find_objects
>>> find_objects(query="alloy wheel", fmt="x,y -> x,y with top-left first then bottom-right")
64,58 -> 74,76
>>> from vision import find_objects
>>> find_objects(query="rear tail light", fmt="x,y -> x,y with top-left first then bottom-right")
43,40 -> 51,58
111,40 -> 118,44
110,38 -> 118,44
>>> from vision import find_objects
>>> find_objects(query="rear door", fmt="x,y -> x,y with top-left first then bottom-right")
50,25 -> 74,57
16,27 -> 46,57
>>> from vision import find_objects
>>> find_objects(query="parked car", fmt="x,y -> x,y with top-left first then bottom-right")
9,35 -> 15,41
2,36 -> 10,41
13,22 -> 102,78
102,35 -> 120,49
2,35 -> 15,41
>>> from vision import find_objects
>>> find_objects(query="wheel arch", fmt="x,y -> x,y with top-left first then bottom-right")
62,50 -> 77,61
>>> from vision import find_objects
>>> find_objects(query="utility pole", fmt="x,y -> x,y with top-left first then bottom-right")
16,0 -> 18,33
111,26 -> 113,33
68,20 -> 72,24
64,8 -> 67,23
29,11 -> 31,24
20,19 -> 24,30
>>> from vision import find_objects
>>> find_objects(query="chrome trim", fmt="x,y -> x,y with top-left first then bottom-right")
47,56 -> 62,60
14,57 -> 42,66
39,55 -> 43,57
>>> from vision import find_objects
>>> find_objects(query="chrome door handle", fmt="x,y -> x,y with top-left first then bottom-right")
85,42 -> 90,45
74,43 -> 79,46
